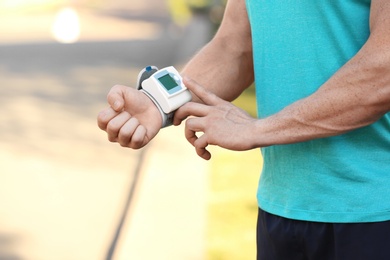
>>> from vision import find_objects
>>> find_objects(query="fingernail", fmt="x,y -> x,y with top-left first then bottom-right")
113,101 -> 121,110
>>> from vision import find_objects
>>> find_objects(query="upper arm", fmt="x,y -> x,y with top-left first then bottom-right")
367,0 -> 390,63
181,0 -> 254,101
214,0 -> 253,55
329,0 -> 390,116
370,0 -> 390,34
363,0 -> 390,111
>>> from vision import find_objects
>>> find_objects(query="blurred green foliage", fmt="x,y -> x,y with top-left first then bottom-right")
208,85 -> 261,260
168,0 -> 226,26
167,1 -> 258,258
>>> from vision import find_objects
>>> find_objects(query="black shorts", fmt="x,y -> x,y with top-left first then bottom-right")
257,208 -> 390,260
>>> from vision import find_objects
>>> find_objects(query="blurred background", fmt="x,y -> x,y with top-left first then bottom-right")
0,0 -> 260,259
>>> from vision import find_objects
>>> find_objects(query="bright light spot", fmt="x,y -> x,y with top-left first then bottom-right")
51,8 -> 80,44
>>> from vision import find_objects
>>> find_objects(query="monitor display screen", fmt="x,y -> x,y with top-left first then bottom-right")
158,74 -> 178,91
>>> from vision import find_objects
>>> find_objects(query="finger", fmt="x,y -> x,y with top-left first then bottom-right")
174,102 -> 210,126
106,111 -> 131,142
184,117 -> 206,146
194,134 -> 212,160
129,125 -> 147,149
97,107 -> 121,130
184,124 -> 211,160
185,117 -> 211,160
183,77 -> 222,106
185,121 -> 199,146
107,85 -> 128,112
118,117 -> 140,147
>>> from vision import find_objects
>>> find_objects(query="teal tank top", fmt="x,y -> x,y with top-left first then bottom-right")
246,0 -> 390,222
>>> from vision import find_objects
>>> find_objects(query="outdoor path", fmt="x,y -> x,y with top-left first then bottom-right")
0,1 -> 212,259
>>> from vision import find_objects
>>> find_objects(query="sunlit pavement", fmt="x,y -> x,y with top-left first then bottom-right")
0,1 -> 210,259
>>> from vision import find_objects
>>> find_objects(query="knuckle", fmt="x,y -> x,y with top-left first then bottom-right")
109,84 -> 121,93
107,120 -> 119,131
129,116 -> 139,125
118,135 -> 130,147
118,128 -> 130,139
108,135 -> 117,143
97,112 -> 108,128
107,86 -> 116,100
185,118 -> 192,128
130,138 -> 143,149
107,85 -> 122,101
119,141 -> 129,148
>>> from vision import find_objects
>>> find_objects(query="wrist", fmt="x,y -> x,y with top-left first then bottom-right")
140,90 -> 174,128
137,65 -> 192,128
251,117 -> 280,148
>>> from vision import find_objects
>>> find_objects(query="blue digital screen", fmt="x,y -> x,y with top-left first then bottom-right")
158,74 -> 178,91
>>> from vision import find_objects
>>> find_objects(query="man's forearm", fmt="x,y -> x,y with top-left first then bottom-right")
253,0 -> 390,147
252,41 -> 390,147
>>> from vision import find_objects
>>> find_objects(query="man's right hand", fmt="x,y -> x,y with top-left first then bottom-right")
97,85 -> 162,149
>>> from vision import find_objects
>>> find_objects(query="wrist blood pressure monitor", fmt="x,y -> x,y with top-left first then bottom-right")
137,66 -> 192,128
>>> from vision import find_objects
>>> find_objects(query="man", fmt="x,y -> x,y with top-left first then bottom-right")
98,0 -> 390,259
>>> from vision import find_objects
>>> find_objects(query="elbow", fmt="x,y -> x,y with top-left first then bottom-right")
354,31 -> 390,118
355,44 -> 390,123
365,60 -> 390,120
365,90 -> 390,125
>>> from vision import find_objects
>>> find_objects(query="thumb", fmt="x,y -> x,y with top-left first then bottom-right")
107,85 -> 127,111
